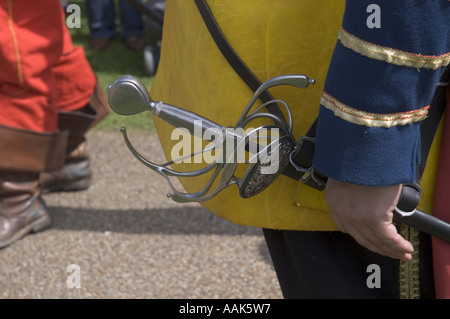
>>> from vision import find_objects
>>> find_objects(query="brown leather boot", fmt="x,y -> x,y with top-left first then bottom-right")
0,125 -> 67,248
0,173 -> 51,248
40,107 -> 95,193
40,80 -> 110,193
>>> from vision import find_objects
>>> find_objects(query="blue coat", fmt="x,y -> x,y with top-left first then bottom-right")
314,0 -> 450,186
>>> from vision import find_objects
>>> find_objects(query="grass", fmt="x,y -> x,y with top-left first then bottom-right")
68,0 -> 155,131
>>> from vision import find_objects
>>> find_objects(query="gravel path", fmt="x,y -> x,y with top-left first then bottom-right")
0,130 -> 283,299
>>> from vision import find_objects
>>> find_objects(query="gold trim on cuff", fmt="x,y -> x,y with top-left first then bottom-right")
320,91 -> 429,128
338,29 -> 450,70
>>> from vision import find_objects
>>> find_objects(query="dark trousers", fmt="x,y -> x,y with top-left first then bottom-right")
263,228 -> 435,299
86,0 -> 143,39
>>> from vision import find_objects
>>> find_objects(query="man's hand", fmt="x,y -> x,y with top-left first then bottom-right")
324,178 -> 414,261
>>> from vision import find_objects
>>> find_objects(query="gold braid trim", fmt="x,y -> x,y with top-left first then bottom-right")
338,28 -> 450,70
320,91 -> 429,128
399,224 -> 420,299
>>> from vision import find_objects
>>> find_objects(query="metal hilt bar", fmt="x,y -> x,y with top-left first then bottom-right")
394,183 -> 450,243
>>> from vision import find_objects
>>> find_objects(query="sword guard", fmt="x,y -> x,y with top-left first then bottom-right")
109,74 -> 314,202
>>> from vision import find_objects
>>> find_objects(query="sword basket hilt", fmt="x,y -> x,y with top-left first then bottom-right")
107,74 -> 314,202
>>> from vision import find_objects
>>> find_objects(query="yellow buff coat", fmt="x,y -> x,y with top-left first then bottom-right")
149,0 -> 442,231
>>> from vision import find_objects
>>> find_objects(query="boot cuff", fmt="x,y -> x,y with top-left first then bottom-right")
0,125 -> 68,172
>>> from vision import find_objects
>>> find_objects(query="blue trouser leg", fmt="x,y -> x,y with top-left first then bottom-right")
85,0 -> 116,39
118,0 -> 143,38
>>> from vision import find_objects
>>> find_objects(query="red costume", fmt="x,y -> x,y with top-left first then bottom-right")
0,0 -> 108,248
0,0 -> 96,132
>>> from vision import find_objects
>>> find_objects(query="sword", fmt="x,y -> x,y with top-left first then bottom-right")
107,74 -> 450,244
107,74 -> 314,202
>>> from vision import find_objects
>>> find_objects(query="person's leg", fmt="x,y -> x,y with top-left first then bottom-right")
118,0 -> 145,50
40,22 -> 109,193
0,0 -> 68,248
85,0 -> 116,50
118,0 -> 143,38
263,228 -> 435,298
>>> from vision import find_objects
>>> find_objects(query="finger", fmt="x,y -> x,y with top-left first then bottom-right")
373,222 -> 414,253
352,230 -> 411,260
331,207 -> 414,259
350,223 -> 413,260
